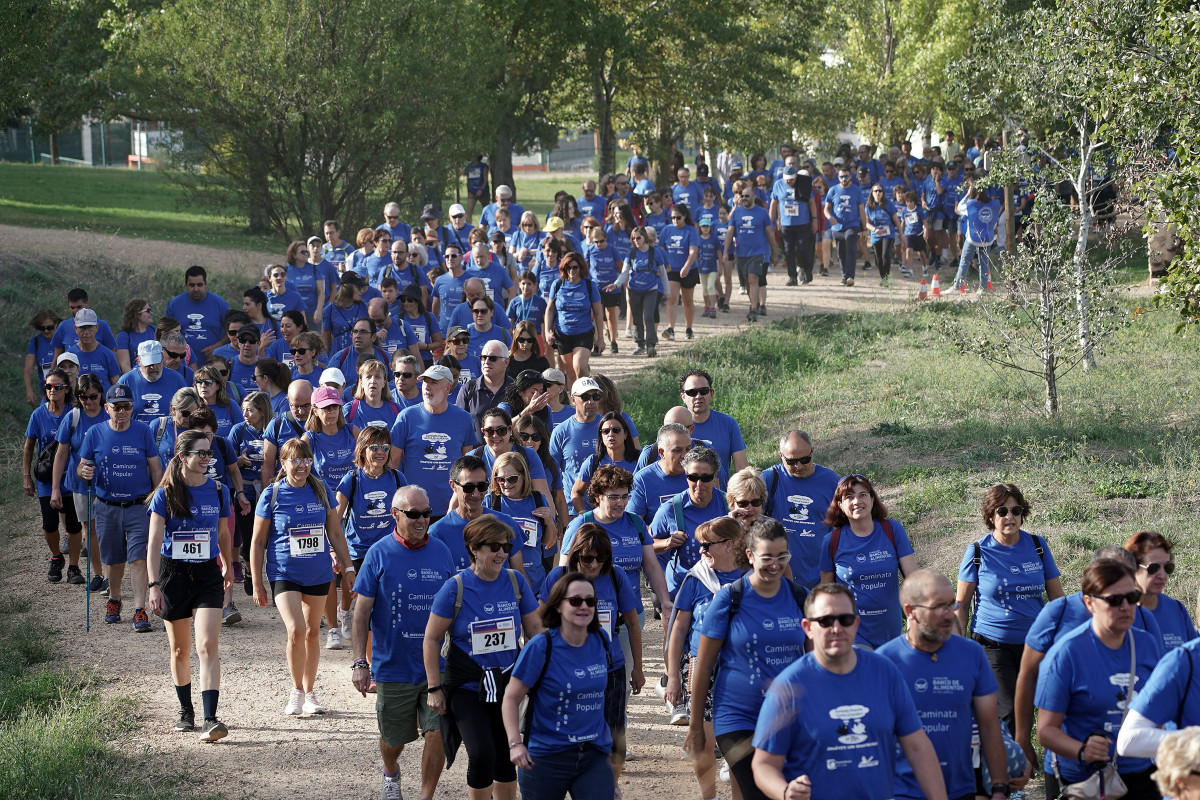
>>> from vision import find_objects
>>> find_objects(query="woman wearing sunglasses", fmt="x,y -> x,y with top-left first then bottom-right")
570,411 -> 638,513
194,364 -> 243,438
1034,558 -> 1163,799
24,367 -> 79,583
503,570 -> 617,800
49,373 -> 108,591
250,437 -> 356,716
487,451 -> 557,591
955,483 -> 1063,733
146,430 -> 232,741
505,321 -> 550,380
26,308 -> 64,404
425,515 -> 541,800
725,468 -> 766,530
1125,531 -> 1195,650
517,415 -> 570,541
543,252 -> 603,387
820,474 -> 917,651
687,518 -> 808,800
666,517 -> 748,798
334,427 -> 407,583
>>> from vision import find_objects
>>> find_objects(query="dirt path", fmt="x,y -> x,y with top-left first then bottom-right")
4,225 -> 1138,799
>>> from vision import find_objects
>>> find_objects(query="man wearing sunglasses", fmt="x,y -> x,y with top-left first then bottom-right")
478,185 -> 525,233
759,430 -> 840,588
455,340 -> 512,440
159,330 -> 195,384
878,571 -> 1016,800
351,484 -> 455,800
117,340 -> 185,426
376,201 -> 412,248
429,456 -> 524,573
549,377 -> 603,491
679,369 -> 747,487
430,244 -> 469,332
388,366 -> 476,518
753,583 -> 950,800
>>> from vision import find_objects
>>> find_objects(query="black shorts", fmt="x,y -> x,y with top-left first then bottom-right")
600,288 -> 624,309
38,494 -> 82,534
668,269 -> 700,289
553,329 -> 594,354
905,233 -> 927,252
271,579 -> 332,598
159,557 -> 225,621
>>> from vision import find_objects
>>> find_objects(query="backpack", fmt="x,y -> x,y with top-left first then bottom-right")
33,408 -> 80,483
827,519 -> 896,564
441,569 -> 523,658
670,491 -> 728,571
340,468 -> 403,526
154,415 -> 172,448
727,573 -> 808,619
520,629 -> 613,745
346,398 -> 399,426
763,466 -> 780,516
969,532 -> 1048,634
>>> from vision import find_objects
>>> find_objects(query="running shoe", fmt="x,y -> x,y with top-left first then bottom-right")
747,310 -> 758,323
662,327 -> 675,341
341,608 -> 352,641
654,674 -> 668,701
133,608 -> 152,633
623,328 -> 633,339
632,347 -> 646,356
243,569 -> 253,596
609,342 -> 618,354
104,597 -> 122,624
685,328 -> 693,340
199,718 -> 228,743
302,691 -> 326,714
738,286 -> 747,295
820,267 -> 830,276
719,758 -> 731,782
66,565 -> 85,585
326,628 -> 343,650
669,702 -> 689,725
786,278 -> 799,286
646,347 -> 656,358
48,554 -> 65,583
89,575 -> 107,593
222,603 -> 242,626
284,688 -> 305,716
381,772 -> 403,800
758,305 -> 767,316
175,708 -> 195,732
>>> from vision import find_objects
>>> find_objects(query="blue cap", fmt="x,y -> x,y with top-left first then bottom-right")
105,384 -> 134,403
783,166 -> 799,177
731,161 -> 744,170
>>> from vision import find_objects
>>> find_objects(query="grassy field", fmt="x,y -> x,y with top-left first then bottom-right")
0,162 -> 605,250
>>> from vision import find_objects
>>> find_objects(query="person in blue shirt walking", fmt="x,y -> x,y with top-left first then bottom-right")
610,226 -> 668,357
1124,530 -> 1197,651
864,184 -> 901,283
23,367 -> 80,583
725,183 -> 778,321
164,267 -> 230,367
953,185 -> 1003,292
649,447 -> 729,595
544,252 -> 603,388
824,168 -> 867,286
761,431 -> 839,588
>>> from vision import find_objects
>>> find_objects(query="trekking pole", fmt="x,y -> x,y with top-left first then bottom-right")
86,479 -> 93,631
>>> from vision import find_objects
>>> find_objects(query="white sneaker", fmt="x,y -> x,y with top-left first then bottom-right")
284,688 -> 304,716
669,702 -> 689,725
339,607 -> 352,641
381,772 -> 403,800
654,674 -> 667,701
719,758 -> 731,782
325,627 -> 343,650
302,691 -> 326,714
623,328 -> 633,339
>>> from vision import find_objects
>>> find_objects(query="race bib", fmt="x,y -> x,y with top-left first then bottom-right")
876,225 -> 890,237
289,524 -> 326,557
171,531 -> 211,561
784,202 -> 801,217
519,519 -> 539,549
597,608 -> 613,638
470,617 -> 517,654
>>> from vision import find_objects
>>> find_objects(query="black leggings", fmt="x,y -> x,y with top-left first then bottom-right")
39,494 -> 82,535
716,729 -> 768,800
450,687 -> 516,789
873,239 -> 894,278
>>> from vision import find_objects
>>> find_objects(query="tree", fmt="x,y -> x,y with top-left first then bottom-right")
113,0 -> 500,242
941,189 -> 1129,416
0,0 -> 57,120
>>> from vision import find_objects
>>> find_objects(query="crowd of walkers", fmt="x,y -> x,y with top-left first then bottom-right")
18,144 -> 1199,800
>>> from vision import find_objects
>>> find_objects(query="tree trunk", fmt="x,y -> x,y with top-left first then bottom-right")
1073,204 -> 1095,370
49,132 -> 59,165
491,119 -> 514,201
1041,276 -> 1059,416
246,158 -> 273,235
652,122 -> 675,190
593,70 -> 616,179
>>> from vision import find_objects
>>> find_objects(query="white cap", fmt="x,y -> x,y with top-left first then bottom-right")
418,365 -> 454,383
319,367 -> 346,386
56,352 -> 80,367
571,377 -> 601,396
137,340 -> 163,365
448,203 -> 466,217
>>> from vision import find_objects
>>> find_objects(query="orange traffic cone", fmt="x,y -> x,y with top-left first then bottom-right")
917,277 -> 928,301
959,281 -> 967,294
930,274 -> 941,298
986,279 -> 994,291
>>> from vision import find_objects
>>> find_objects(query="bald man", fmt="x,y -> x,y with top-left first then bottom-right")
448,276 -> 514,332
878,571 -> 1020,800
761,430 -> 840,587
261,380 -> 313,483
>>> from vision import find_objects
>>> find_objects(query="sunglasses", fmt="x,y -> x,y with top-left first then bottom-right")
516,337 -> 535,345
81,393 -> 102,401
600,427 -> 624,436
566,595 -> 598,608
807,613 -> 857,628
238,336 -> 260,344
38,324 -> 57,332
456,480 -> 490,495
682,387 -> 711,397
480,354 -> 505,363
44,383 -> 67,391
367,444 -> 392,453
784,455 -> 813,466
481,425 -> 510,437
292,347 -> 312,356
285,457 -> 314,467
194,379 -> 217,387
686,473 -> 715,483
472,307 -> 490,314
578,392 -> 602,402
109,403 -> 134,411
164,350 -> 187,360
450,338 -> 469,345
479,541 -> 514,553
393,371 -> 415,379
576,554 -> 602,565
733,497 -> 764,508
1091,590 -> 1143,607
226,329 -> 241,337
671,216 -> 684,221
519,432 -> 541,443
184,449 -> 216,459
386,215 -> 399,220
398,507 -> 433,519
495,474 -> 521,486
995,505 -> 1026,518
1140,562 -> 1176,576
699,539 -> 729,552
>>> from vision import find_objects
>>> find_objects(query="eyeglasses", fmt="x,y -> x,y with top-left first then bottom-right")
995,506 -> 1026,518
807,613 -> 857,628
479,541 -> 514,553
565,595 -> 598,608
1140,562 -> 1176,576
185,449 -> 216,459
872,189 -> 884,193
367,444 -> 392,453
519,432 -> 541,443
481,425 -> 510,437
386,215 -> 399,220
754,552 -> 791,565
81,393 -> 102,401
446,253 -> 461,259
600,427 -> 624,436
297,250 -> 309,257
911,601 -> 961,613
406,252 -> 420,259
164,349 -> 187,360
1091,590 -> 1144,607
577,554 -> 602,565
194,379 -> 217,387
686,473 -> 715,483
601,493 -> 630,504
516,337 -> 535,345
471,307 -> 490,315
682,386 -> 711,397
110,403 -> 134,412
783,455 -> 813,466
226,329 -> 242,337
291,402 -> 312,412
38,324 -> 56,332
398,507 -> 433,519
285,457 -> 314,467
578,392 -> 602,402
455,480 -> 490,495
699,539 -> 729,552
44,383 -> 67,392
733,497 -> 764,508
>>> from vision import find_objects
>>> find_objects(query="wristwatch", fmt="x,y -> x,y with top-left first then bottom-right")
147,581 -> 161,589
427,685 -> 444,694
989,783 -> 1011,799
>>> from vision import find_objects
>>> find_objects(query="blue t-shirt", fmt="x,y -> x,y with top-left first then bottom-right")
762,464 -> 840,587
487,492 -> 551,591
696,234 -> 720,274
629,462 -> 689,525
511,628 -> 613,757
644,209 -> 669,236
25,403 -> 71,497
505,294 -> 547,335
877,635 -> 999,800
148,479 -> 230,563
900,205 -> 926,236
353,533 -> 456,683
51,318 -> 117,354
623,246 -> 667,294
1129,638 -> 1200,728
389,404 -> 475,514
825,184 -> 866,230
649,491 -> 729,594
79,421 -> 157,501
575,454 -> 638,509
286,263 -> 324,318
377,320 -> 419,361
343,398 -> 400,431
577,194 -> 608,223
562,511 -> 652,599
675,568 -> 745,656
430,509 -> 523,573
335,468 -> 406,558
228,356 -> 260,400
323,300 -> 369,355
671,183 -> 703,210
68,344 -> 121,386
466,261 -> 515,310
430,567 -> 537,686
117,369 -> 187,425
771,181 -> 812,226
539,566 -> 637,665
55,407 -> 109,495
228,421 -> 266,485
115,326 -> 157,361
253,480 -> 334,585
549,415 -> 600,488
28,334 -> 57,385
266,289 -> 307,323
431,272 -> 469,331
660,224 -> 699,272
702,579 -> 808,735
727,204 -> 774,258
691,410 -> 747,486
583,243 -> 619,288
818,520 -> 915,649
206,401 -> 243,439
165,292 -> 230,364
1146,594 -> 1199,651
865,204 -> 897,243
922,176 -> 948,218
958,531 -> 1061,644
1034,623 -> 1162,781
1025,592 -> 1164,652
304,427 -> 356,499
753,651 -> 923,799
964,198 -> 1002,244
548,278 -> 600,336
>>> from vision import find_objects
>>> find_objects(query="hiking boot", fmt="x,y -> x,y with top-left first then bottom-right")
199,718 -> 228,743
48,554 -> 65,583
133,608 -> 152,633
104,598 -> 122,624
175,708 -> 195,732
66,564 -> 85,585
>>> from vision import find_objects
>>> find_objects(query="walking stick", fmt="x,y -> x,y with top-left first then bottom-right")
86,482 -> 92,631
